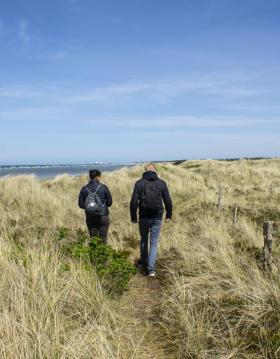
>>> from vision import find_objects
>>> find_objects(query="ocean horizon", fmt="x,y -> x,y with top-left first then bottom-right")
0,163 -> 137,179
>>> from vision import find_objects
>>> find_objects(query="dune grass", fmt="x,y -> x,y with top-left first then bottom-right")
0,159 -> 280,358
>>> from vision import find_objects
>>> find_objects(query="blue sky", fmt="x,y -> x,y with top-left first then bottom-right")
0,0 -> 279,164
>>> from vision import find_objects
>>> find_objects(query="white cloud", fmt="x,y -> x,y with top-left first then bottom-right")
1,101 -> 276,129
0,19 -> 5,37
85,115 -> 277,128
205,88 -> 260,97
0,85 -> 45,99
0,18 -> 32,44
0,73 -> 261,105
0,83 -> 64,99
71,76 -> 262,104
97,12 -> 121,24
224,104 -> 280,113
0,106 -> 68,121
0,88 -> 41,99
68,0 -> 81,12
47,51 -> 66,60
33,51 -> 66,61
0,18 -> 12,38
17,19 -> 30,43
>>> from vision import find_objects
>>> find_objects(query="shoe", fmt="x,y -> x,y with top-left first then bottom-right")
136,260 -> 148,275
148,271 -> 156,277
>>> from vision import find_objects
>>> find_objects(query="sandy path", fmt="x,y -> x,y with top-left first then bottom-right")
118,268 -> 175,359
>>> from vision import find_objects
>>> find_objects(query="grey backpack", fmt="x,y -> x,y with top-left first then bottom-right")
84,184 -> 104,216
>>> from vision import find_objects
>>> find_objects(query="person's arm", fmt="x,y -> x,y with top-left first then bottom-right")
130,183 -> 140,222
78,187 -> 86,209
162,183 -> 172,220
104,185 -> 113,207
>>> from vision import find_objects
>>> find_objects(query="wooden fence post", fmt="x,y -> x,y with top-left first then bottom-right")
217,185 -> 223,210
263,221 -> 273,272
233,204 -> 238,226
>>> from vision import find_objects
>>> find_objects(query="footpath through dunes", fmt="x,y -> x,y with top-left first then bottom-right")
118,272 -> 173,359
1,159 -> 280,358
116,238 -> 175,359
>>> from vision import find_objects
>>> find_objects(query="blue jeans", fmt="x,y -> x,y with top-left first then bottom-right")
139,218 -> 162,273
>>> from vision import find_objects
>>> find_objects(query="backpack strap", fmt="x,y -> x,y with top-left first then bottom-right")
95,184 -> 102,193
95,184 -> 105,206
85,184 -> 102,194
85,186 -> 91,194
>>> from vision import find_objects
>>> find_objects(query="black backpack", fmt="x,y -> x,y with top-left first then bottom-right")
84,185 -> 104,216
141,180 -> 162,210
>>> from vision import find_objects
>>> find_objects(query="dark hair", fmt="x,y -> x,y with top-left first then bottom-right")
89,169 -> 101,180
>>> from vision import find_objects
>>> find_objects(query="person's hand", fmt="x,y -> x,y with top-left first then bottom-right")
131,220 -> 138,224
165,218 -> 171,223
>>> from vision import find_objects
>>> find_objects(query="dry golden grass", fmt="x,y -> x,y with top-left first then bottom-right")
0,158 -> 280,358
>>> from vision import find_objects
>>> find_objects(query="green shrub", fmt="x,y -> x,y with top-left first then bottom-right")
61,234 -> 136,295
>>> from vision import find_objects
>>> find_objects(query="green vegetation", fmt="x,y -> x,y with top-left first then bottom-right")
59,229 -> 136,295
1,159 -> 280,358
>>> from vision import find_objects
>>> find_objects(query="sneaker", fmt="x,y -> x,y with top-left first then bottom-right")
148,271 -> 156,277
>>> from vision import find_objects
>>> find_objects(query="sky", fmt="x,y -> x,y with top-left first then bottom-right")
0,0 -> 279,164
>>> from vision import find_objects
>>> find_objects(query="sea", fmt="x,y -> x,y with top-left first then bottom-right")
0,163 -> 135,179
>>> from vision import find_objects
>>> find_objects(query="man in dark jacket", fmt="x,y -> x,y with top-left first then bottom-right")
130,163 -> 172,277
78,169 -> 113,243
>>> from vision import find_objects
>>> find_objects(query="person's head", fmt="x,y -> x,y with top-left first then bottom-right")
89,169 -> 101,182
145,162 -> 157,172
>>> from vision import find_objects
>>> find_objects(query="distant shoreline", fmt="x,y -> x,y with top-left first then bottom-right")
0,157 -> 278,179
0,156 -> 277,169
0,163 -> 135,179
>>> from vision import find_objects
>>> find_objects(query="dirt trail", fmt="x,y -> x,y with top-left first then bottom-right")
118,266 -> 174,359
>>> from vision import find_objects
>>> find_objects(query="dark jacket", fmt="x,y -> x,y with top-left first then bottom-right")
78,180 -> 113,216
130,171 -> 172,221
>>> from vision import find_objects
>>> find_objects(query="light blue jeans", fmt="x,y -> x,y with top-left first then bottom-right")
139,218 -> 162,273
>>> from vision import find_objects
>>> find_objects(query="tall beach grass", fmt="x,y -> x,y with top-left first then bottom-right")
0,159 -> 280,358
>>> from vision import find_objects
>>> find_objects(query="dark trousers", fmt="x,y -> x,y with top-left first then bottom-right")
86,215 -> 110,244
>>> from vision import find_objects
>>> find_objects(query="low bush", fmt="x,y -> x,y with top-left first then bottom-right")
60,231 -> 136,296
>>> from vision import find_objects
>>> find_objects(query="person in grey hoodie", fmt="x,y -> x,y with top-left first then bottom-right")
130,163 -> 172,277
